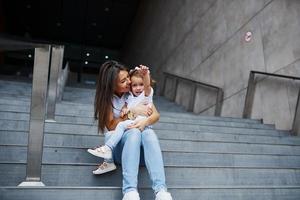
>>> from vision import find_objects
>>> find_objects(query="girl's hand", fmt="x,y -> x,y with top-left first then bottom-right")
127,119 -> 147,131
138,65 -> 149,76
135,65 -> 150,76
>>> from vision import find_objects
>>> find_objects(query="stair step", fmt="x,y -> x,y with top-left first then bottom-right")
1,129 -> 300,147
1,186 -> 300,200
0,97 -> 263,124
1,131 -> 300,155
1,145 -> 300,168
1,79 -> 300,200
0,80 -> 94,94
1,163 -> 300,187
0,111 -> 275,130
0,119 -> 289,137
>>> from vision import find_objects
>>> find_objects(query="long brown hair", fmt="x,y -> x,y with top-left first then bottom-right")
94,60 -> 128,133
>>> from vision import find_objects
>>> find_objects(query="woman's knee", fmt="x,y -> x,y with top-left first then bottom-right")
124,128 -> 142,144
141,129 -> 159,144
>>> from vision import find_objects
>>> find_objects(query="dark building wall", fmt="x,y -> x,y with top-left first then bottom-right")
123,0 -> 300,130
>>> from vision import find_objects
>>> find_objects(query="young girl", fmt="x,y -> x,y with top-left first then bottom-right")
88,65 -> 154,173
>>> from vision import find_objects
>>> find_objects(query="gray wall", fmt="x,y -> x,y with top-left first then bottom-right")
122,0 -> 300,130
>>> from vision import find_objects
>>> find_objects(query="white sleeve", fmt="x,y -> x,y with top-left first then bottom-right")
144,87 -> 153,103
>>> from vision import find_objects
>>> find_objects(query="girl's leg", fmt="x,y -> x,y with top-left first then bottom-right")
104,131 -> 114,163
88,121 -> 134,159
113,128 -> 142,194
91,131 -> 116,175
105,120 -> 133,150
141,129 -> 167,193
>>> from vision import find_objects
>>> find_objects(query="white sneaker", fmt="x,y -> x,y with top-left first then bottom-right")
155,190 -> 173,200
87,145 -> 112,159
122,190 -> 140,200
93,162 -> 117,175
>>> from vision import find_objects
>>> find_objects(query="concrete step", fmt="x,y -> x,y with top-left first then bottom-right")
1,131 -> 300,156
0,81 -> 95,104
0,97 -> 263,124
0,119 -> 289,137
0,110 -> 275,130
1,129 -> 300,147
1,145 -> 300,169
1,163 -> 300,187
0,80 -> 265,124
1,186 -> 300,200
0,80 -> 95,94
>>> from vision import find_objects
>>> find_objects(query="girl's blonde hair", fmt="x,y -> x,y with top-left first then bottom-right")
129,68 -> 156,86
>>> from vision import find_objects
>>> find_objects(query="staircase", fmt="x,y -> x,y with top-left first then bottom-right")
0,79 -> 300,200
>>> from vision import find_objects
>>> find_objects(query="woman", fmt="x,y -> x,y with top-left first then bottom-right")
92,60 -> 173,200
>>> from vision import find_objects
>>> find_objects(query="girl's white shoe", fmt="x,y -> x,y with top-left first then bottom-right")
92,162 -> 116,175
87,145 -> 112,159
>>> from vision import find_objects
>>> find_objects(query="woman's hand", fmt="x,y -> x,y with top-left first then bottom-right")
127,119 -> 147,131
127,104 -> 159,132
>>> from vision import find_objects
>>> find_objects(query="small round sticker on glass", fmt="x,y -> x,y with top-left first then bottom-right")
244,31 -> 252,42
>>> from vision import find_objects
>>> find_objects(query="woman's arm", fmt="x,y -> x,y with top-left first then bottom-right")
144,103 -> 160,125
106,108 -> 128,131
127,104 -> 160,131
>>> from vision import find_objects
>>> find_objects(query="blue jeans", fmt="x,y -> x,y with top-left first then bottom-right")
105,120 -> 134,150
105,128 -> 167,194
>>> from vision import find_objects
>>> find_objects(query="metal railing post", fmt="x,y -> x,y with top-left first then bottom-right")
57,61 -> 69,102
215,89 -> 224,116
19,46 -> 51,186
292,89 -> 300,136
160,73 -> 167,96
46,45 -> 64,121
188,84 -> 197,112
243,72 -> 255,118
173,77 -> 178,101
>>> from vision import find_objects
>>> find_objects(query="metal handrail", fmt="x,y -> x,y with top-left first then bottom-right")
161,72 -> 223,116
1,37 -> 65,185
243,70 -> 300,136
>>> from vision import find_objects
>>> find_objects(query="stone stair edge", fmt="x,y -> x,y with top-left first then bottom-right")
2,131 -> 299,147
0,93 -> 263,124
0,79 -> 95,91
1,162 -> 300,170
2,185 -> 300,189
0,98 -> 263,124
3,144 -> 300,158
0,109 -> 265,127
2,143 -> 300,156
1,129 -> 298,146
0,114 -> 274,131
0,118 -> 281,134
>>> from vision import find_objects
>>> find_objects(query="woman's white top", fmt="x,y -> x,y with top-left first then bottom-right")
112,93 -> 129,118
